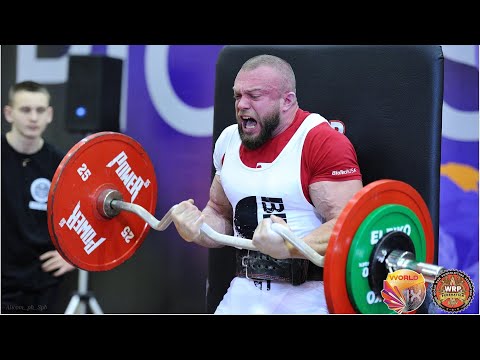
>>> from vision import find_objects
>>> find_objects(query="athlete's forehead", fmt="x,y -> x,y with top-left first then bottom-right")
233,66 -> 282,94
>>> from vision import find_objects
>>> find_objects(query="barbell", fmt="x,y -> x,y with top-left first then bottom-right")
47,132 -> 444,314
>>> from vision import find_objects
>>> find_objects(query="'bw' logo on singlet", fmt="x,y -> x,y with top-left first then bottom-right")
234,196 -> 287,239
261,197 -> 287,221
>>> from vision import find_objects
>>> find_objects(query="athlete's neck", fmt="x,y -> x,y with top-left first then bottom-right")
273,105 -> 300,137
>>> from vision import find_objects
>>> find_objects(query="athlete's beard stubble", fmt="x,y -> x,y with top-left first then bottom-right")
238,109 -> 280,150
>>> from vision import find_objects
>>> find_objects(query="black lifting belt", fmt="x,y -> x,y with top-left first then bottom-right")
235,249 -> 323,285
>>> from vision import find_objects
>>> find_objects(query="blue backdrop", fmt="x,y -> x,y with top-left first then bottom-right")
438,46 -> 478,314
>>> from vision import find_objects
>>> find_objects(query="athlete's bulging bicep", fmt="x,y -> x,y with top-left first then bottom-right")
291,179 -> 363,257
309,180 -> 363,221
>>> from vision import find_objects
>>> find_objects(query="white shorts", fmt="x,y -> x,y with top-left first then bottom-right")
214,277 -> 329,314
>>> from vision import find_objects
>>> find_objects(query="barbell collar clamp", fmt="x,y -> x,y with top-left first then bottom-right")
98,189 -> 123,218
386,249 -> 444,283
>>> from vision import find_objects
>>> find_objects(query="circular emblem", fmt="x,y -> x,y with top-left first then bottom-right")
432,269 -> 474,313
31,178 -> 51,203
381,269 -> 426,314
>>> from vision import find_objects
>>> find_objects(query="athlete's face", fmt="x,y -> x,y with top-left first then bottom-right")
4,90 -> 52,141
233,66 -> 283,150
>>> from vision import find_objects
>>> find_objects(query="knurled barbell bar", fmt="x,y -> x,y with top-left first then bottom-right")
47,132 -> 444,313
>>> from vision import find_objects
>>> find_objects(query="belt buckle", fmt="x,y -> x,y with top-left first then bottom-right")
241,250 -> 251,280
242,250 -> 264,282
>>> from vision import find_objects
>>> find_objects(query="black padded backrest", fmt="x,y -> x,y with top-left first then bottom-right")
207,45 -> 444,313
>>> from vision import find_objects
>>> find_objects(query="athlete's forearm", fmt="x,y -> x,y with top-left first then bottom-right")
287,218 -> 336,258
196,201 -> 234,248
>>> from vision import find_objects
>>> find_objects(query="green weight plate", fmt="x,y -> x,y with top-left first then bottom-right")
325,180 -> 435,314
346,204 -> 426,314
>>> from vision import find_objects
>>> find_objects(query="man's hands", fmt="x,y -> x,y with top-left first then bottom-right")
252,215 -> 294,259
170,202 -> 295,256
40,250 -> 76,277
171,199 -> 205,243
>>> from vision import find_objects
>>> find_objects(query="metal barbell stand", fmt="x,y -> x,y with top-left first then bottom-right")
65,269 -> 103,314
63,131 -> 103,314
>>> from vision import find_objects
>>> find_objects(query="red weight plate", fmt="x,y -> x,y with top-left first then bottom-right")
324,180 -> 435,314
47,132 -> 157,271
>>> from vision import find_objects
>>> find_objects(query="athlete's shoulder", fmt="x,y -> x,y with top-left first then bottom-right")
213,124 -> 238,168
309,118 -> 347,140
215,124 -> 238,147
304,118 -> 356,156
219,123 -> 238,137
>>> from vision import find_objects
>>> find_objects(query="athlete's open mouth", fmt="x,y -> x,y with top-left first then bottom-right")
241,116 -> 257,129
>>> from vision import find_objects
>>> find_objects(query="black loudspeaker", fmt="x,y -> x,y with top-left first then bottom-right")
65,55 -> 122,133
